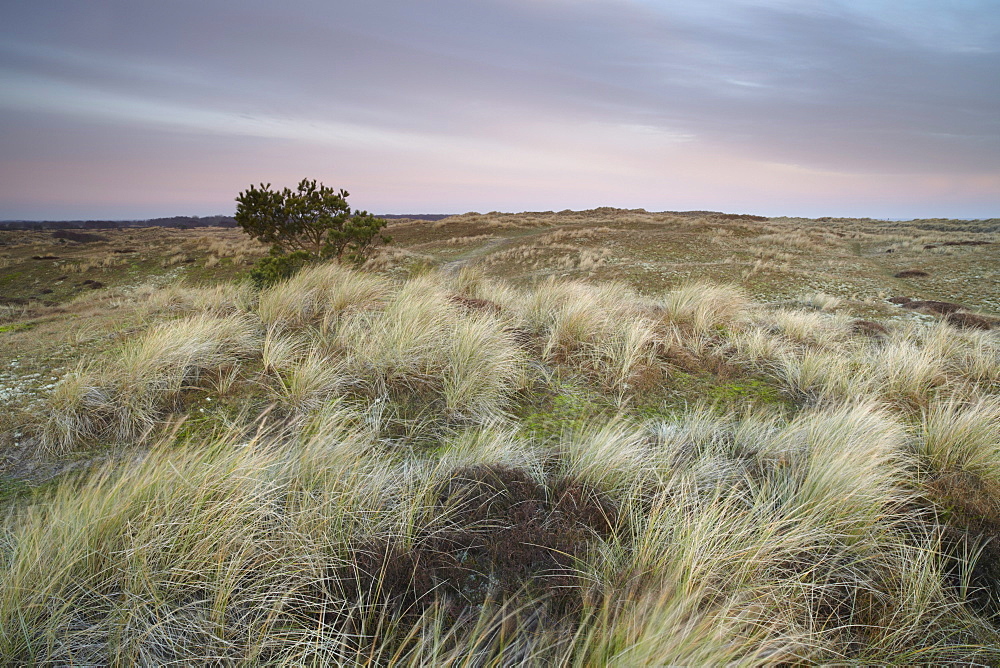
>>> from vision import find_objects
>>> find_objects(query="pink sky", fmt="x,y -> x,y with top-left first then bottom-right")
2,1 -> 998,220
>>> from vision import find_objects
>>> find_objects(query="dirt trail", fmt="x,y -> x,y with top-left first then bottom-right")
441,229 -> 556,275
440,237 -> 511,275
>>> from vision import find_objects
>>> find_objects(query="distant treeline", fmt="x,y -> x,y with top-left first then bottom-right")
377,214 -> 453,221
0,213 -> 452,231
0,215 -> 238,231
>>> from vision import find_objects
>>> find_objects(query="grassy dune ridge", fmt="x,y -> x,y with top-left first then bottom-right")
0,212 -> 999,663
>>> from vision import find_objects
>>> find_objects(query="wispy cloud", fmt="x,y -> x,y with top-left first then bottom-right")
1,0 -> 998,218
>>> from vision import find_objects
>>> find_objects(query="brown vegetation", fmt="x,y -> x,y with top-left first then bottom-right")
945,312 -> 994,330
901,300 -> 966,315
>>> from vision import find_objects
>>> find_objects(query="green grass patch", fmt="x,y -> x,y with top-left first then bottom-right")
0,476 -> 31,505
519,380 -> 616,441
0,474 -> 66,509
705,378 -> 788,407
634,371 -> 796,420
0,322 -> 36,334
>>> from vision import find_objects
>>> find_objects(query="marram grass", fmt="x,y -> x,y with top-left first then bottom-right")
7,264 -> 1000,664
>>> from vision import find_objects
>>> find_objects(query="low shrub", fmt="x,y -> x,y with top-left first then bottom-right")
248,250 -> 314,288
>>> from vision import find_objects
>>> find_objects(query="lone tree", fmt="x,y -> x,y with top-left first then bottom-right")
235,179 -> 390,266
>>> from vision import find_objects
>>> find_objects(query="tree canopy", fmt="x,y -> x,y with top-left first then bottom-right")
235,179 -> 390,263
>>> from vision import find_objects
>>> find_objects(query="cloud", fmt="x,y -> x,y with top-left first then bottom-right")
0,0 -> 998,218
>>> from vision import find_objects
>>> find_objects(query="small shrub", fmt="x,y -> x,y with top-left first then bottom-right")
235,178 -> 390,264
248,250 -> 314,288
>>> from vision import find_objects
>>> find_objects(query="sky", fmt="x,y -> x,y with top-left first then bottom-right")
1,0 -> 998,220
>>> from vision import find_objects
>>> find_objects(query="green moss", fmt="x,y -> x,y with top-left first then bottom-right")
0,322 -> 35,334
705,378 -> 785,406
518,381 -> 614,441
634,372 -> 794,420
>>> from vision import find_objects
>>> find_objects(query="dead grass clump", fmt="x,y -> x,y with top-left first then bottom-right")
778,402 -> 906,524
923,471 -> 1000,615
446,294 -> 502,315
160,252 -> 192,267
588,318 -> 660,395
482,245 -> 550,269
901,300 -> 966,315
869,338 -> 949,409
913,399 -> 1000,613
363,247 -> 432,272
439,317 -> 525,420
751,246 -> 795,265
338,278 -> 453,384
0,440 -> 368,663
656,282 -> 748,336
851,319 -> 890,338
40,364 -> 105,453
764,309 -> 850,349
517,280 -> 659,393
66,260 -> 97,273
118,313 -> 259,394
145,282 -> 254,315
754,230 -> 828,253
916,398 -> 1000,480
40,314 -> 261,451
924,324 -> 1000,387
556,420 -> 660,494
532,227 -> 615,246
481,242 -> 610,273
257,262 -> 389,329
723,325 -> 791,370
330,277 -> 525,421
268,349 -> 348,420
768,318 -> 988,412
335,464 -> 617,623
945,311 -> 994,330
577,248 -> 610,270
98,254 -> 126,269
796,292 -> 842,311
575,582 -> 809,665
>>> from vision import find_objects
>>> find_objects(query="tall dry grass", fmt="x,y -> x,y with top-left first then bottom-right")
656,281 -> 748,335
41,313 -> 261,452
15,263 -> 1000,663
8,404 -> 1000,663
